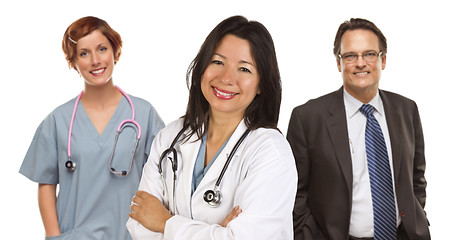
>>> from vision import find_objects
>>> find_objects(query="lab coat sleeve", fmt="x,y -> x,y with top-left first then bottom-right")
126,163 -> 165,239
127,123 -> 169,240
163,130 -> 297,240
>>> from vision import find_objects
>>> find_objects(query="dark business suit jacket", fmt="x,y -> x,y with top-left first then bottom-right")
287,87 -> 430,240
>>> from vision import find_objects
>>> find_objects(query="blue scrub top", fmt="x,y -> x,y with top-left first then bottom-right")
191,134 -> 229,195
20,94 -> 165,240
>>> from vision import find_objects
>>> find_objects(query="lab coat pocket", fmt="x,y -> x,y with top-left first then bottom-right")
45,229 -> 75,240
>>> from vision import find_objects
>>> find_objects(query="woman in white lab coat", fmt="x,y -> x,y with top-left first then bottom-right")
127,15 -> 297,239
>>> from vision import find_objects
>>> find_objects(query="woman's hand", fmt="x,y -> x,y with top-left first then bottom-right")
221,206 -> 242,227
129,191 -> 172,233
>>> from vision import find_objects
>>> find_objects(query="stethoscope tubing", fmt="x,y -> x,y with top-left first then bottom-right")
214,128 -> 251,188
67,91 -> 83,159
160,125 -> 251,208
116,85 -> 141,139
117,119 -> 142,139
66,86 -> 141,175
158,124 -> 189,174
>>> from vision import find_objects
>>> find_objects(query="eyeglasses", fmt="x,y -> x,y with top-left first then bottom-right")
338,51 -> 383,63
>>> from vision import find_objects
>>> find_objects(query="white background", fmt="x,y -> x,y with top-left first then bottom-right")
1,0 -> 449,238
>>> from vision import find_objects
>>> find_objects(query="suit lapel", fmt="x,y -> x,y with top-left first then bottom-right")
325,88 -> 353,195
379,90 -> 402,181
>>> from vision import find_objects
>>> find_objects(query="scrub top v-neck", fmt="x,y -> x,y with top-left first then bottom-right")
20,94 -> 165,240
191,134 -> 230,195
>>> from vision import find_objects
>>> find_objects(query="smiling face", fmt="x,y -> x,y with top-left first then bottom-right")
337,29 -> 386,103
201,34 -> 260,120
75,30 -> 115,86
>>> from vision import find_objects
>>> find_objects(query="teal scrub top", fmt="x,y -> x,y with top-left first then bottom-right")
191,134 -> 229,195
20,94 -> 165,240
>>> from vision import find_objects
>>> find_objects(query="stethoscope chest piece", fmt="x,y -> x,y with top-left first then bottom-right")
203,189 -> 222,207
65,158 -> 76,171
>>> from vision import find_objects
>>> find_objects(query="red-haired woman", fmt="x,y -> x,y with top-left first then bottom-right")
20,16 -> 165,239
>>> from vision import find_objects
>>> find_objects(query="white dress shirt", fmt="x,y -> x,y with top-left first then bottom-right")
344,89 -> 400,238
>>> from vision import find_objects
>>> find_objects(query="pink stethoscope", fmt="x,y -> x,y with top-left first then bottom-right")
65,86 -> 142,176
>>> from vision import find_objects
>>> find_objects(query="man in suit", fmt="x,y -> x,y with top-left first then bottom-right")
287,18 -> 430,240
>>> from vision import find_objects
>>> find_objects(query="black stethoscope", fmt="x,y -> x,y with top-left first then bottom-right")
158,125 -> 251,209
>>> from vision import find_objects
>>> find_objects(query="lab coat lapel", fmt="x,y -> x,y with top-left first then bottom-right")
379,90 -> 402,181
325,88 -> 353,196
178,131 -> 201,214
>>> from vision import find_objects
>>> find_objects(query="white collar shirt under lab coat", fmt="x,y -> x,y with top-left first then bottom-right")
127,119 -> 297,240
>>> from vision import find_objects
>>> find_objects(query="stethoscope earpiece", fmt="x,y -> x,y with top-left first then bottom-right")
203,189 -> 222,207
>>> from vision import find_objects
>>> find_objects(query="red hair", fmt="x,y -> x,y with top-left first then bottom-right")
62,16 -> 122,70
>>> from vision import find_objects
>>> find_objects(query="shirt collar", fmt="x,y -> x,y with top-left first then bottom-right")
343,88 -> 384,118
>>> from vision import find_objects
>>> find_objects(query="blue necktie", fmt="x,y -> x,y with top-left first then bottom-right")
360,104 -> 397,240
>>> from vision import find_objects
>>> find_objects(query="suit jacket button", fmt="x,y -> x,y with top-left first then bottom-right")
400,211 -> 406,217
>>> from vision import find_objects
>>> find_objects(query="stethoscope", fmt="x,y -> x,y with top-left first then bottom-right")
65,86 -> 141,176
158,125 -> 251,209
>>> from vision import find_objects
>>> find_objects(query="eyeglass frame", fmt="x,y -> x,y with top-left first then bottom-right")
338,51 -> 383,63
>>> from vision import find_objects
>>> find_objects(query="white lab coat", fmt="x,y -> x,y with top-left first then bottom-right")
127,119 -> 297,239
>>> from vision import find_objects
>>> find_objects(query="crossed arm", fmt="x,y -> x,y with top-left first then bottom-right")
129,191 -> 242,233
